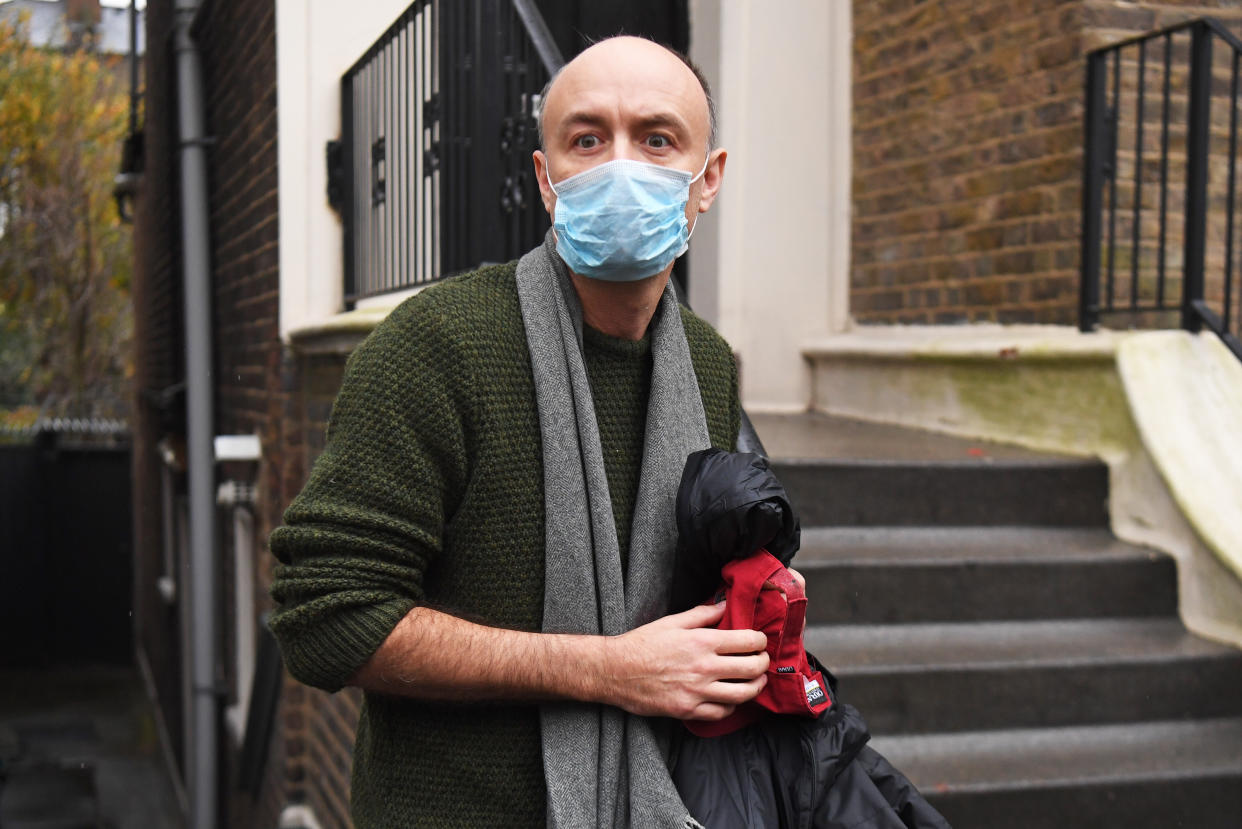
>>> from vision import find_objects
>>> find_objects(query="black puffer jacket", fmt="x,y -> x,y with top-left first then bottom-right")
669,449 -> 951,829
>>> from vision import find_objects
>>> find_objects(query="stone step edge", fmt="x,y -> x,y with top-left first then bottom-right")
793,526 -> 1162,565
870,717 -> 1242,792
804,618 -> 1240,674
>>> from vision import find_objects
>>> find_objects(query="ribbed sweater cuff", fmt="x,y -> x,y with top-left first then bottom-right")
280,599 -> 416,693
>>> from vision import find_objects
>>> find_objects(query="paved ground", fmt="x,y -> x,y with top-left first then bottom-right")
0,665 -> 185,829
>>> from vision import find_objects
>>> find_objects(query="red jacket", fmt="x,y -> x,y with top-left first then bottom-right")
684,550 -> 833,737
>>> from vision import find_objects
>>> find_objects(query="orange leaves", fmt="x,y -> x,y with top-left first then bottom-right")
0,12 -> 134,418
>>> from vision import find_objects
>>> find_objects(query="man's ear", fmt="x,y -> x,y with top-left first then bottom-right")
533,150 -> 555,217
695,148 -> 727,214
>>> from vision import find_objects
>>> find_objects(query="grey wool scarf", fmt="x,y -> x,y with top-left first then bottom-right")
517,231 -> 709,829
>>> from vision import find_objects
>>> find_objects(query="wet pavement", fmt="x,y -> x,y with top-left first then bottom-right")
0,665 -> 185,829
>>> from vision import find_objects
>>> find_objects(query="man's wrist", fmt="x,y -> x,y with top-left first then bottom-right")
551,632 -> 618,707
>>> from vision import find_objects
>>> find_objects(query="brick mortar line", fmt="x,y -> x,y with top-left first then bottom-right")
856,153 -> 1082,203
210,151 -> 278,198
217,291 -> 280,309
852,297 -> 1080,311
855,90 -> 1083,150
855,72 -> 1081,130
853,210 -> 1080,241
212,185 -> 279,216
856,117 -> 1083,160
853,267 -> 1076,288
852,271 -> 1077,294
854,189 -> 1080,235
212,186 -> 279,220
854,0 -> 1077,56
854,25 -> 1078,89
851,272 -> 1080,292
854,247 -> 1080,274
214,231 -> 279,261
856,233 -> 1079,253
852,301 -> 1082,314
854,22 -> 1083,88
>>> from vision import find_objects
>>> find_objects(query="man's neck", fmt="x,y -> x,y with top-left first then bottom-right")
569,268 -> 672,341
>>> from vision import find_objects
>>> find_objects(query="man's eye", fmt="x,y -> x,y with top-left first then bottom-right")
645,135 -> 670,149
575,135 -> 599,149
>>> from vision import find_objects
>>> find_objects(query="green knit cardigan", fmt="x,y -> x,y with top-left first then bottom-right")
269,262 -> 740,828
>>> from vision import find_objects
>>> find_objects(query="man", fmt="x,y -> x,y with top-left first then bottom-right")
269,36 -> 766,827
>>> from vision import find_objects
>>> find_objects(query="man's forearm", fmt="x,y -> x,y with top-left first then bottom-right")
347,601 -> 772,720
348,605 -> 611,704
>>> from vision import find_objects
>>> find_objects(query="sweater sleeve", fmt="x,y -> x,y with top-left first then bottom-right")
268,298 -> 472,692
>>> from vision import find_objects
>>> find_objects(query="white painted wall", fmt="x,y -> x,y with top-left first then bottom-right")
689,0 -> 852,413
276,0 -> 413,338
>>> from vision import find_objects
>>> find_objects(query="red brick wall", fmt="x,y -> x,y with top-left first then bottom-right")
852,0 -> 1086,325
850,0 -> 1242,326
195,0 -> 279,443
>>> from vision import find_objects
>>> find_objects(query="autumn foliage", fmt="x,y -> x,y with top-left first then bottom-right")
0,11 -> 133,420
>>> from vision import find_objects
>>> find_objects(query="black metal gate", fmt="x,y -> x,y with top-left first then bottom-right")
335,0 -> 563,305
0,425 -> 133,666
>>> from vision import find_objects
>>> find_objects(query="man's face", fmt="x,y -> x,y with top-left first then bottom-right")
533,37 -> 725,237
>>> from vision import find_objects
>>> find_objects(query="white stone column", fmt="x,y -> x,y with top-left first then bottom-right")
689,0 -> 852,412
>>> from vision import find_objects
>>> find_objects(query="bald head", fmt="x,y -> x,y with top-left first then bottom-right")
537,37 -> 717,151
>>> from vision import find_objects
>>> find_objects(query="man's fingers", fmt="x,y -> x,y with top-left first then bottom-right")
669,600 -> 727,629
710,627 -> 768,654
712,652 -> 769,680
685,702 -> 735,722
705,674 -> 767,705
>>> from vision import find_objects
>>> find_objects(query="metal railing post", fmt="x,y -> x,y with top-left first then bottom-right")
1080,50 -> 1107,332
1183,22 -> 1211,333
468,0 -> 506,267
341,75 -> 356,304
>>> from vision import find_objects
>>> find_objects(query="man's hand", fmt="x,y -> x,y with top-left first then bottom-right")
599,602 -> 769,721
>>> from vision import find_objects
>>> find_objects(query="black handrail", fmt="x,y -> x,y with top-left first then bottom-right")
335,0 -> 562,306
511,0 -> 565,75
1080,17 -> 1242,361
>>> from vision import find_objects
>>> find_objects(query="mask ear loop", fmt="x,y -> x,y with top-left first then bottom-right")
685,151 -> 713,239
690,151 -> 711,184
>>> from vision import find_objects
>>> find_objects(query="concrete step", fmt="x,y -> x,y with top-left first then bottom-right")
752,414 -> 1110,527
794,527 -> 1177,624
754,413 -> 1241,826
750,412 -> 1087,464
871,718 -> 1242,829
771,457 -> 1110,527
806,618 -> 1242,734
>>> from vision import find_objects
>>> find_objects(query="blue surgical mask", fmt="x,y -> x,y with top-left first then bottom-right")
550,157 -> 708,281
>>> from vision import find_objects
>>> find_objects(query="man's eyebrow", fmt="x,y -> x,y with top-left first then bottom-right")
558,111 -> 609,134
555,110 -> 693,138
633,112 -> 691,135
